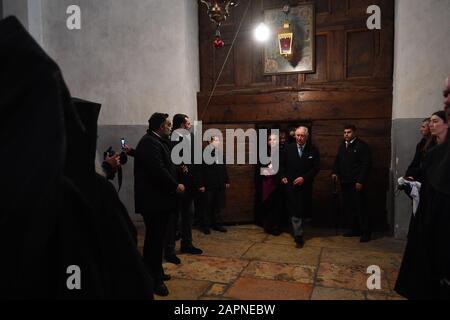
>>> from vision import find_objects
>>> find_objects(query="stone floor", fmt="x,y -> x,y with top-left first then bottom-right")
138,225 -> 406,300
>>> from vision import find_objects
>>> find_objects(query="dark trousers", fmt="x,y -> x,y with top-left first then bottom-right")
194,192 -> 205,226
285,185 -> 312,237
142,212 -> 170,283
262,188 -> 282,233
203,189 -> 225,228
165,194 -> 194,255
341,183 -> 370,235
279,185 -> 290,228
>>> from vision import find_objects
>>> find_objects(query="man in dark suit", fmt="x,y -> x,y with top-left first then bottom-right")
332,124 -> 372,242
281,127 -> 320,248
198,136 -> 230,234
134,113 -> 185,297
164,114 -> 203,265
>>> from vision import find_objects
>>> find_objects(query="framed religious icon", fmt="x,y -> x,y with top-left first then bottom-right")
263,3 -> 315,75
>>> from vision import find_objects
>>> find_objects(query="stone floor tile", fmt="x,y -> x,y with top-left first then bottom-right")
155,279 -> 211,300
316,263 -> 390,292
224,277 -> 313,300
190,237 -> 254,259
242,243 -> 321,265
193,227 -> 268,243
241,261 -> 316,284
164,255 -> 249,284
321,247 -> 402,269
204,283 -> 229,297
366,291 -> 406,300
311,286 -> 366,300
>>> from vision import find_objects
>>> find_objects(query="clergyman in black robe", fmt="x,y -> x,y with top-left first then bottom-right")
0,16 -> 152,299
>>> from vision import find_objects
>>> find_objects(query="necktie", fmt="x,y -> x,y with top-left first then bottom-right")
298,145 -> 303,158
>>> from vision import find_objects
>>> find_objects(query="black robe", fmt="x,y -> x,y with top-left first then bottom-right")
405,138 -> 436,182
0,16 -> 152,299
395,135 -> 450,300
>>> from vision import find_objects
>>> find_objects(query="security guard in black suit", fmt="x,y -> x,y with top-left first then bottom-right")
134,113 -> 185,297
164,114 -> 203,265
280,126 -> 320,248
332,124 -> 372,242
197,136 -> 230,234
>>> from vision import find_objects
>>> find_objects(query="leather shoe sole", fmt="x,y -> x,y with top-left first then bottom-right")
180,246 -> 203,255
295,237 -> 305,249
343,232 -> 361,238
164,255 -> 181,265
153,282 -> 169,297
212,226 -> 227,233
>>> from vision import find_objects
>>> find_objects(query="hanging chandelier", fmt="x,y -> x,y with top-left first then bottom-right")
200,0 -> 239,48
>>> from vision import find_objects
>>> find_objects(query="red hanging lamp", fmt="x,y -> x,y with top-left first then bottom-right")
278,4 -> 294,59
200,1 -> 239,48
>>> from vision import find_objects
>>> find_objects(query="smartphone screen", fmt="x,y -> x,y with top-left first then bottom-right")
121,138 -> 126,150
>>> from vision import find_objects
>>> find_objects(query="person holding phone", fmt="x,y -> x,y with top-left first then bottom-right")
121,138 -> 136,157
134,113 -> 185,297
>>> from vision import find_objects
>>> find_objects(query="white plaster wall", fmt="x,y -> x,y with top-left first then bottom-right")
2,0 -> 43,45
27,0 -> 43,45
391,0 -> 450,238
393,0 -> 450,120
40,0 -> 200,125
3,0 -> 28,26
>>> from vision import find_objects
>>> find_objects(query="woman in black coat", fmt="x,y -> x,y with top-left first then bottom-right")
395,111 -> 450,300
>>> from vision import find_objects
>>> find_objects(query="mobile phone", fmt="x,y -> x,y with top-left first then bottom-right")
121,138 -> 126,150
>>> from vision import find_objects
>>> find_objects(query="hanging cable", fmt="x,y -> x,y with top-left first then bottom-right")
200,0 -> 253,120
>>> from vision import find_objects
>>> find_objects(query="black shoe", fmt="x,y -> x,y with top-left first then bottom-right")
153,281 -> 169,297
212,225 -> 227,233
164,254 -> 181,265
162,274 -> 171,281
295,236 -> 305,249
269,228 -> 282,236
360,234 -> 372,243
201,227 -> 211,235
180,245 -> 203,255
343,231 -> 361,238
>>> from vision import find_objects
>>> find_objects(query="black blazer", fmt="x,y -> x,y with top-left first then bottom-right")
280,143 -> 320,187
171,132 -> 202,192
333,138 -> 371,184
134,132 -> 178,214
198,150 -> 230,191
405,138 -> 436,182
